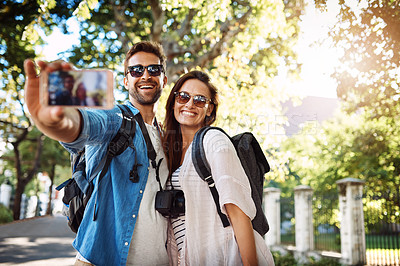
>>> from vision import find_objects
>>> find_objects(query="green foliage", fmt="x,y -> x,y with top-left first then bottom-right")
0,0 -> 305,217
276,106 -> 400,230
60,0 -> 304,149
315,0 -> 400,118
308,256 -> 341,266
0,0 -> 82,220
271,251 -> 341,266
272,251 -> 297,266
0,204 -> 13,224
280,107 -> 399,192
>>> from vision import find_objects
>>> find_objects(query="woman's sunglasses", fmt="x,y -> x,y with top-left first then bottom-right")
174,91 -> 212,108
126,64 -> 164,78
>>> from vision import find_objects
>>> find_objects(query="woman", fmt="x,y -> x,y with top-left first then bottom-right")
72,82 -> 96,106
162,70 -> 274,265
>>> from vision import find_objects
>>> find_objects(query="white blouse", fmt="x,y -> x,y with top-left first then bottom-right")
167,129 -> 274,266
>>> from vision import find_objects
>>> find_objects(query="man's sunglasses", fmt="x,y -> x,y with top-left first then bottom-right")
126,64 -> 164,78
174,91 -> 212,108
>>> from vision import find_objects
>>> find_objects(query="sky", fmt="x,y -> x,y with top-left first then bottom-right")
38,1 -> 342,99
276,0 -> 342,99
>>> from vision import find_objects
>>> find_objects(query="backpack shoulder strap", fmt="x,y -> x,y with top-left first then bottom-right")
133,112 -> 163,191
192,126 -> 230,227
93,104 -> 138,220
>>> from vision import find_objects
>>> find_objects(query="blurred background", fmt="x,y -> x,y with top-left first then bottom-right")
0,0 -> 399,265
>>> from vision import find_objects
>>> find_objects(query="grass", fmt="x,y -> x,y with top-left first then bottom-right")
314,233 -> 341,252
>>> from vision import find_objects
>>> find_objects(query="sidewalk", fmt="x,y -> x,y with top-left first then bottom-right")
0,214 -> 76,266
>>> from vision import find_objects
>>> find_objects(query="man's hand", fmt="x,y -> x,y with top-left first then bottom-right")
24,59 -> 82,143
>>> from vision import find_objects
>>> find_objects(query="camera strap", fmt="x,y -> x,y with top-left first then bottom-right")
134,112 -> 164,191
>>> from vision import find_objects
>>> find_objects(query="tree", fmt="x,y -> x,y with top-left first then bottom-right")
65,0 -> 304,148
1,0 -> 305,219
278,108 -> 400,224
67,0 -> 302,79
0,1 -> 80,220
314,0 -> 400,117
40,137 -> 70,215
306,0 -> 400,226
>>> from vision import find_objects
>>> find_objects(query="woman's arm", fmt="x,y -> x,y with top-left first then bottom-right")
225,203 -> 258,266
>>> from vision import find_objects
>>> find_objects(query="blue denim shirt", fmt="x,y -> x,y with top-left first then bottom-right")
61,102 -> 159,265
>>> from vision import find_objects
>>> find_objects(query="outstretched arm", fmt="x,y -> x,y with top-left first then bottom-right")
24,59 -> 82,143
225,203 -> 258,266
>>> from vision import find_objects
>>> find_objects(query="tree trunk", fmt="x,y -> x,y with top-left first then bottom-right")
12,182 -> 25,220
11,134 -> 44,220
46,164 -> 56,216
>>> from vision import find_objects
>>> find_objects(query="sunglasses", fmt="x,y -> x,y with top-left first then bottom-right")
126,64 -> 164,77
174,91 -> 212,108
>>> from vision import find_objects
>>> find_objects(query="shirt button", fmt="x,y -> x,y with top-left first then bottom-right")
132,214 -> 136,218
125,242 -> 129,246
139,190 -> 143,194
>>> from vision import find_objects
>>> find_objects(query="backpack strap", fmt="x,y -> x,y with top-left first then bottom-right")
192,126 -> 230,227
93,104 -> 138,220
133,112 -> 164,191
95,104 -> 137,184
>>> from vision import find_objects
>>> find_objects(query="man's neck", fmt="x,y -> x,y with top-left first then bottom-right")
130,100 -> 156,125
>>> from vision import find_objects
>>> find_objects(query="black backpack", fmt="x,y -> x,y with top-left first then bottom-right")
191,126 -> 270,236
56,104 -> 140,233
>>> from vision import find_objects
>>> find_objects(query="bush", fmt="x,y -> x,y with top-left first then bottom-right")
0,204 -> 13,224
272,250 -> 341,266
309,256 -> 341,266
272,251 -> 297,266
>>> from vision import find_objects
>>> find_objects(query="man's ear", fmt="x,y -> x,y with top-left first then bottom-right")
162,75 -> 168,88
123,76 -> 128,89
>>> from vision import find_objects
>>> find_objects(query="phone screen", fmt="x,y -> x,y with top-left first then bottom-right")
40,69 -> 114,109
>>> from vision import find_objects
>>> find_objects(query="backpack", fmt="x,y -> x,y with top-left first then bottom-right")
56,104 -> 139,233
191,126 -> 270,236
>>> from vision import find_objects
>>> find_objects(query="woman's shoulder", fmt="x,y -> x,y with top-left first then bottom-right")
202,127 -> 234,153
203,127 -> 230,142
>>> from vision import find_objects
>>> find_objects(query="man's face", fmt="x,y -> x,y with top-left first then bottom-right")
124,51 -> 167,106
64,76 -> 74,92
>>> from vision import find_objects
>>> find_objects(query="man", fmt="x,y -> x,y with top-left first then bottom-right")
24,41 -> 169,265
54,72 -> 74,105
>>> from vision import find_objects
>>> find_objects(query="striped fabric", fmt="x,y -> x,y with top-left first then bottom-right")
166,166 -> 186,253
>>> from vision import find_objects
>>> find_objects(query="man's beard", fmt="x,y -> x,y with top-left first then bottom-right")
129,84 -> 162,105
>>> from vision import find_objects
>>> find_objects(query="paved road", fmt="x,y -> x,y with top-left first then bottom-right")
0,214 -> 76,266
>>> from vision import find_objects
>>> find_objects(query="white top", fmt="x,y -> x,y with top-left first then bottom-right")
126,122 -> 169,265
168,129 -> 275,265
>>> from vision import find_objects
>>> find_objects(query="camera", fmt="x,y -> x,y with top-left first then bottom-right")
40,69 -> 114,109
155,189 -> 185,218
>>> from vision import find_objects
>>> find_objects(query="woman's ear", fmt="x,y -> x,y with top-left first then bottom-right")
206,103 -> 214,116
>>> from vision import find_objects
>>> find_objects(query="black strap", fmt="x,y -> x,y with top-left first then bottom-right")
134,112 -> 163,191
118,105 -> 142,183
192,126 -> 230,227
93,104 -> 138,221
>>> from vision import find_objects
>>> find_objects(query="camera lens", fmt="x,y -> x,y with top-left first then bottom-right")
173,191 -> 185,214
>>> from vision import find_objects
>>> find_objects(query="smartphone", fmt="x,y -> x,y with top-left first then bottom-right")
40,69 -> 114,109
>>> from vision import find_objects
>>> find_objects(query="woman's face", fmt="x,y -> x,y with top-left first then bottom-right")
76,84 -> 86,99
174,79 -> 213,132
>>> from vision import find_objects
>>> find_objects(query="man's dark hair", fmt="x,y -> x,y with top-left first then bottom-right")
59,71 -> 74,80
124,41 -> 167,76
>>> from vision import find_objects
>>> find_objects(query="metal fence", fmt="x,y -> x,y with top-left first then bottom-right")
280,196 -> 295,246
364,189 -> 400,266
313,193 -> 341,253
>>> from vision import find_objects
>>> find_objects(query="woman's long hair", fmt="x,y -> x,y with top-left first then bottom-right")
162,70 -> 219,177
